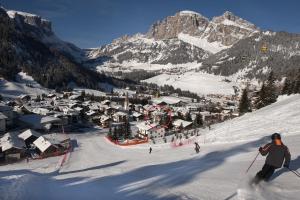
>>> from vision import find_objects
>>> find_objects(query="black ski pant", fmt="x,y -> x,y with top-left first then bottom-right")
255,164 -> 276,182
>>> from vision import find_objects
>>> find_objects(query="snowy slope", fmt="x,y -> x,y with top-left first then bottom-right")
144,71 -> 237,96
204,95 -> 300,143
1,95 -> 300,200
0,72 -> 51,99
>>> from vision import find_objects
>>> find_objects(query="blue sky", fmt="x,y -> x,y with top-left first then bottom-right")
1,0 -> 300,48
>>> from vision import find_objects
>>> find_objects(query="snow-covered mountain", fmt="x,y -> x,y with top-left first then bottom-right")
202,31 -> 300,80
87,10 -> 259,72
0,7 -> 134,93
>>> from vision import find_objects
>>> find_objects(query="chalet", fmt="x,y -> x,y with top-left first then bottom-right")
19,114 -> 62,130
113,111 -> 127,122
132,112 -> 143,121
33,136 -> 59,156
136,122 -> 165,139
0,132 -> 25,161
0,112 -> 7,133
18,129 -> 41,148
100,115 -> 112,128
173,119 -> 193,130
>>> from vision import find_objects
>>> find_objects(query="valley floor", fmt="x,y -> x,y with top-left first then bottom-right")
1,95 -> 300,200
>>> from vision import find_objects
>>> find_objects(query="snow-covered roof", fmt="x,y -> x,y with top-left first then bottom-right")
43,133 -> 69,145
19,114 -> 61,128
18,129 -> 41,140
40,116 -> 61,124
136,122 -> 158,131
86,110 -> 96,116
68,94 -> 81,100
173,119 -> 192,128
152,96 -> 183,105
114,111 -> 127,116
132,112 -> 142,118
33,136 -> 52,153
32,107 -> 50,115
0,132 -> 25,151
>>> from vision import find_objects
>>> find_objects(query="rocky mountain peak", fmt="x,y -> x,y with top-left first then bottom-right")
6,9 -> 52,33
146,10 -> 209,40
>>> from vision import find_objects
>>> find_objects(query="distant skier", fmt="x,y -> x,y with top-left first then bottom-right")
252,133 -> 291,184
149,147 -> 152,154
194,142 -> 200,153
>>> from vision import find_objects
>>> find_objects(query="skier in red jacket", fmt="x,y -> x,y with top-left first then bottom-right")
253,133 -> 291,184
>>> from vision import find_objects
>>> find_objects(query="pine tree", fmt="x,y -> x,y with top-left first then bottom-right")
265,71 -> 278,104
113,127 -> 117,141
282,79 -> 293,95
193,113 -> 203,128
255,71 -> 278,109
293,73 -> 300,94
185,112 -> 192,121
124,119 -> 131,139
108,125 -> 112,138
239,88 -> 251,114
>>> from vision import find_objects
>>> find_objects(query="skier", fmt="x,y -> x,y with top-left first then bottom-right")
252,133 -> 291,184
194,142 -> 200,153
149,147 -> 152,154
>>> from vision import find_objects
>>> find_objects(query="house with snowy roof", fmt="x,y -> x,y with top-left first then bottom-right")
33,136 -> 57,155
172,119 -> 193,130
136,122 -> 165,139
0,132 -> 26,161
113,111 -> 128,122
18,129 -> 41,147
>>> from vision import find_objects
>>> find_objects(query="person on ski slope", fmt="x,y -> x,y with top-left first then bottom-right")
253,133 -> 291,184
194,142 -> 200,153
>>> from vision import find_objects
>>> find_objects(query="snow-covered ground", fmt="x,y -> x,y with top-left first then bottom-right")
144,71 -> 237,96
0,72 -> 51,99
98,61 -> 203,73
1,95 -> 300,200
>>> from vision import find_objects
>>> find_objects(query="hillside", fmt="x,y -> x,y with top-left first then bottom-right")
0,7 -> 134,92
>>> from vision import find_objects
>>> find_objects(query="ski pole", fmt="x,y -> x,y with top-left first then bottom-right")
287,167 -> 300,178
246,151 -> 260,174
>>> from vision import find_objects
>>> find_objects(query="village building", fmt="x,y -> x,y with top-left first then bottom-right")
100,115 -> 112,128
131,112 -> 143,121
33,136 -> 58,156
172,119 -> 193,130
113,111 -> 128,122
19,114 -> 62,130
18,129 -> 42,148
0,132 -> 25,161
136,122 -> 165,139
0,112 -> 7,134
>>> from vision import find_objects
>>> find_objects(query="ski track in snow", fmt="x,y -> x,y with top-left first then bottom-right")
1,95 -> 300,200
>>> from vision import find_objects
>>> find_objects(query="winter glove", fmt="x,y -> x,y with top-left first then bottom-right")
259,147 -> 263,152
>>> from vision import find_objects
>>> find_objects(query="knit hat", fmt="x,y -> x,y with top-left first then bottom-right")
271,133 -> 281,140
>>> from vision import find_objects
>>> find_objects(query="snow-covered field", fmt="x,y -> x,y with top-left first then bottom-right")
0,72 -> 51,99
1,95 -> 300,200
144,71 -> 237,96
